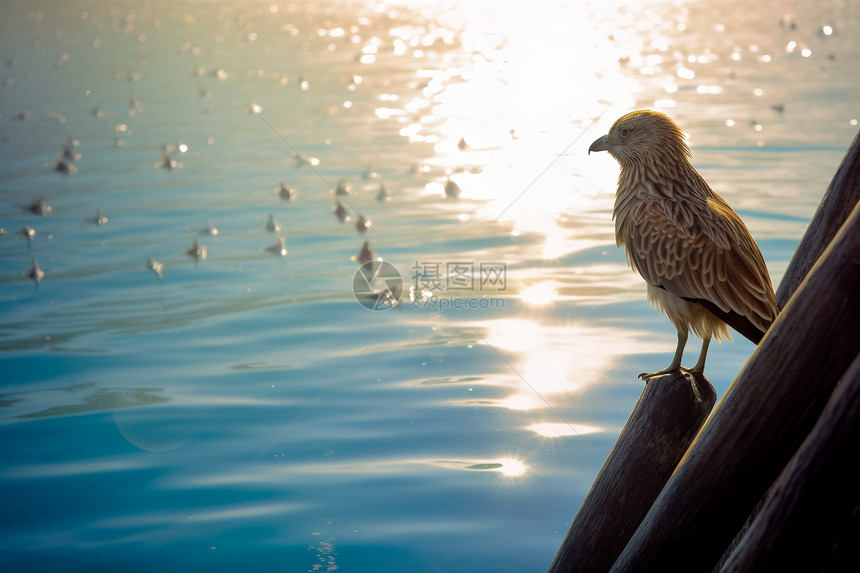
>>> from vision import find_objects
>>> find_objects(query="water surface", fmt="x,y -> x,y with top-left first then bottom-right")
1,0 -> 858,571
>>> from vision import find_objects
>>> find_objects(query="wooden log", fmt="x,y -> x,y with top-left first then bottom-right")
776,128 -> 860,307
713,128 -> 860,571
547,372 -> 715,573
608,198 -> 860,573
718,352 -> 860,572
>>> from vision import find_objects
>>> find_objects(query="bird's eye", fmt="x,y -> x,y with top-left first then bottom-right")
620,128 -> 630,137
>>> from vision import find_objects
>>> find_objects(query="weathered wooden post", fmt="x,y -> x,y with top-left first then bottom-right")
713,129 -> 860,570
607,199 -> 860,572
547,372 -> 715,573
718,352 -> 860,572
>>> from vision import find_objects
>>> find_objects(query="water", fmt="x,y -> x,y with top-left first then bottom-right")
1,0 -> 857,571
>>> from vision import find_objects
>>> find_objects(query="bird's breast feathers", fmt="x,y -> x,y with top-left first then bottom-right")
613,181 -> 777,333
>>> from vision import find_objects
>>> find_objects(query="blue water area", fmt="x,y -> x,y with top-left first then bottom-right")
2,0 -> 858,571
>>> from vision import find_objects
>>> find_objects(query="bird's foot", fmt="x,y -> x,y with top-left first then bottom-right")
639,366 -> 708,383
638,366 -> 683,381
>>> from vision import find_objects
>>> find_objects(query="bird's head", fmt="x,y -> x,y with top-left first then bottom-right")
589,110 -> 691,167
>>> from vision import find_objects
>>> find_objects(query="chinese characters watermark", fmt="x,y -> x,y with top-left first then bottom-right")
352,260 -> 508,311
411,261 -> 507,293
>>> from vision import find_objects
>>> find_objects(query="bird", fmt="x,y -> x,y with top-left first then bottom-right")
588,110 -> 778,380
333,199 -> 349,222
335,179 -> 352,196
90,209 -> 108,225
18,225 -> 36,241
145,258 -> 164,279
265,236 -> 288,256
186,239 -> 207,260
355,214 -> 372,233
157,152 -> 178,170
376,182 -> 391,202
276,182 -> 296,201
25,258 -> 44,285
444,176 -> 461,199
60,137 -> 81,161
53,160 -> 77,175
358,240 -> 377,266
356,240 -> 381,278
264,213 -> 281,233
27,198 -> 52,215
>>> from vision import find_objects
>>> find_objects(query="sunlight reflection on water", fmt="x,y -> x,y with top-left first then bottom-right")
474,318 -> 667,411
1,0 -> 858,570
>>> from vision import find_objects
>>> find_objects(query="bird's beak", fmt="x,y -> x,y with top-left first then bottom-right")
588,134 -> 610,155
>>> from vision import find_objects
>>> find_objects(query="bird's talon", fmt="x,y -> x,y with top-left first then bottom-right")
639,367 -> 682,381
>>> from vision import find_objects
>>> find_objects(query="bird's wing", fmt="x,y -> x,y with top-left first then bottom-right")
621,190 -> 778,342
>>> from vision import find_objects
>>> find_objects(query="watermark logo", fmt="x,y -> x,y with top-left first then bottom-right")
352,260 -> 403,311
410,260 -> 507,311
411,261 -> 507,293
411,294 -> 506,312
353,259 -> 507,311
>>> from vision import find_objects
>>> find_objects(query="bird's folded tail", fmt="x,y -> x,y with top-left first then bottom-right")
683,297 -> 767,344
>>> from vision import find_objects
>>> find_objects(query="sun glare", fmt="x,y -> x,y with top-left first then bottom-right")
495,457 -> 528,477
519,281 -> 559,306
472,318 -> 667,412
391,0 -> 650,261
527,423 -> 601,438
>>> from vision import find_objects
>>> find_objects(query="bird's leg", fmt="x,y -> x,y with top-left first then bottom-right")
689,336 -> 711,374
639,329 -> 687,380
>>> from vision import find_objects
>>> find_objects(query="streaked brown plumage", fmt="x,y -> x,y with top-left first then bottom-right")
589,110 -> 778,379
